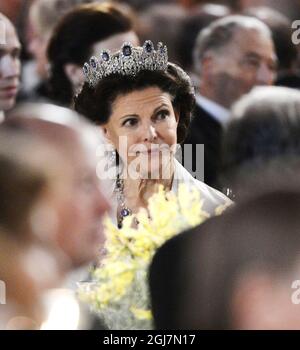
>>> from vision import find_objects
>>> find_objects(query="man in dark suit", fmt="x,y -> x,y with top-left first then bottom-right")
183,15 -> 277,188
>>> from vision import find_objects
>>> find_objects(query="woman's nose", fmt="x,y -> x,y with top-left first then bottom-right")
143,124 -> 158,142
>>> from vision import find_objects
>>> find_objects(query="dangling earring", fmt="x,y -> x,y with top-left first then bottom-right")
109,149 -> 117,166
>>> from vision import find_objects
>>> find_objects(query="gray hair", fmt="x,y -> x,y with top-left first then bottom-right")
193,15 -> 272,72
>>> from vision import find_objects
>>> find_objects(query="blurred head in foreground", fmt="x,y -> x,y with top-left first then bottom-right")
0,104 -> 110,328
0,128 -> 68,329
150,189 -> 300,329
2,103 -> 110,268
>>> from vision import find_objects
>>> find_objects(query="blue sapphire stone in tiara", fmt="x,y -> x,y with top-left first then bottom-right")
101,51 -> 110,62
90,56 -> 98,69
146,43 -> 152,53
122,45 -> 132,57
83,63 -> 89,75
83,40 -> 168,87
144,40 -> 154,54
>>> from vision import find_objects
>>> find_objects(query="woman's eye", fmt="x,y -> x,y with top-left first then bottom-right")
156,110 -> 169,121
122,118 -> 138,127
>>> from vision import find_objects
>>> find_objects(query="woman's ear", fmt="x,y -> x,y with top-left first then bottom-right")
101,125 -> 112,143
64,63 -> 84,90
175,109 -> 180,123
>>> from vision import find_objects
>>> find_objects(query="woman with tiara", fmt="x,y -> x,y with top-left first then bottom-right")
75,40 -> 231,227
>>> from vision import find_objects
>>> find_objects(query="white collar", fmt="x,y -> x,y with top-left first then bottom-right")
196,94 -> 230,126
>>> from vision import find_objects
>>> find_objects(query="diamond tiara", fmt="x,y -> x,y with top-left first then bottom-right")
82,40 -> 168,87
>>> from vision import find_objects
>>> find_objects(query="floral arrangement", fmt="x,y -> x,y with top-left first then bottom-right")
78,184 -> 229,330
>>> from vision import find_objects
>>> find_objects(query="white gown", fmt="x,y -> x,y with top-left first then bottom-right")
105,159 -> 231,226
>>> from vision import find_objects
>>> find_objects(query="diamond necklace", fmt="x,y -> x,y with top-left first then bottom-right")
115,174 -> 132,228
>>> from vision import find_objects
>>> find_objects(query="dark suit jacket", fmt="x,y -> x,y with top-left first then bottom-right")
275,73 -> 300,90
183,103 -> 223,189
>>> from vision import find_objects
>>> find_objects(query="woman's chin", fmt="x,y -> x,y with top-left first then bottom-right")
125,153 -> 173,180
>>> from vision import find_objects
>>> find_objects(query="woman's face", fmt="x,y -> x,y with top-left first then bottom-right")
103,87 -> 179,179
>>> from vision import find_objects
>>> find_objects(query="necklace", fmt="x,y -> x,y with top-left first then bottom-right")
115,175 -> 132,228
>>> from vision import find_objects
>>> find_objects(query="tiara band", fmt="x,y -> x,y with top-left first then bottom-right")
82,40 -> 168,87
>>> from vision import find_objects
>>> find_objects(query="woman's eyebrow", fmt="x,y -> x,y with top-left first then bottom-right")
120,113 -> 139,120
152,103 -> 169,115
119,103 -> 170,120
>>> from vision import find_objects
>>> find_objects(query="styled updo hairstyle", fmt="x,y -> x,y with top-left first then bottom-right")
47,2 -> 135,106
75,62 -> 195,144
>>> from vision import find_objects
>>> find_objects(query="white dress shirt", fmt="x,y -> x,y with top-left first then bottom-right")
196,94 -> 230,127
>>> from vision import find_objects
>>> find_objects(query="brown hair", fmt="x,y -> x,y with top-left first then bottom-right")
75,62 -> 195,143
47,2 -> 135,106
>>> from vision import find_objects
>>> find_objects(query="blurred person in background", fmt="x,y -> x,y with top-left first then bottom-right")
113,0 -> 174,13
243,7 -> 300,90
150,189 -> 300,329
0,12 -> 21,119
183,15 -> 276,189
21,0 -> 92,103
175,4 -> 229,83
220,86 -> 300,201
137,3 -> 186,65
47,2 -> 139,108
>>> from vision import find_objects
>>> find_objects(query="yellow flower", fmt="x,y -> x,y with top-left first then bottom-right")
79,183 -> 231,329
130,307 -> 152,320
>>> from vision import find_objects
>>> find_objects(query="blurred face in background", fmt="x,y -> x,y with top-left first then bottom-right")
201,27 -> 277,109
92,30 -> 139,56
0,14 -> 21,111
65,30 -> 139,96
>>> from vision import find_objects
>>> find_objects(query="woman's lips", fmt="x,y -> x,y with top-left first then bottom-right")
133,146 -> 170,156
